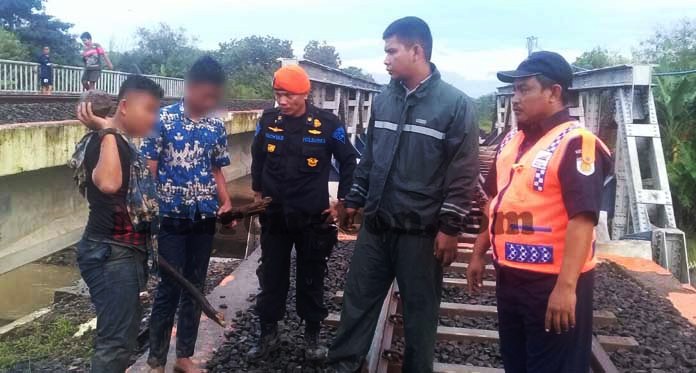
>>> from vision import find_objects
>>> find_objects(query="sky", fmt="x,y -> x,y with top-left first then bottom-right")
44,0 -> 696,97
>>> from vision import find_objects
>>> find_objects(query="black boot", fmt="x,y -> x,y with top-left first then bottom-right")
304,321 -> 328,361
247,322 -> 279,360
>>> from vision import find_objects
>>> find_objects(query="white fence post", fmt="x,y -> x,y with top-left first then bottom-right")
0,59 -> 183,97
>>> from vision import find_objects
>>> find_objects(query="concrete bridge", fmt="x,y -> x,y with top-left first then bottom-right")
0,58 -> 381,275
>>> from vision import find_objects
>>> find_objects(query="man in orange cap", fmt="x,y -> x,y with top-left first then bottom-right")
248,64 -> 358,361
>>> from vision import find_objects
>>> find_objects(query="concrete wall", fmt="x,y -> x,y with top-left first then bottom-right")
0,110 -> 261,275
0,121 -> 88,177
0,111 -> 261,178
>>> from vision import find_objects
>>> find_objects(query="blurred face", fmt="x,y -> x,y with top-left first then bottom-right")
274,90 -> 307,117
117,91 -> 161,137
383,36 -> 418,81
81,38 -> 92,47
184,82 -> 223,115
43,47 -> 49,55
512,76 -> 562,130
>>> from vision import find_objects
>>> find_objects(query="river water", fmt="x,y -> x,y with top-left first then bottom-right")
0,175 -> 257,327
0,262 -> 80,327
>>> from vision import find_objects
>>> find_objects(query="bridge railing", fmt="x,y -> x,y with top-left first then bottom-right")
0,59 -> 184,98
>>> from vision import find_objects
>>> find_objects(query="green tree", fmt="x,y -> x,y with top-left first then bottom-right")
474,93 -> 496,133
573,47 -> 629,70
217,35 -> 293,72
340,66 -> 375,82
636,19 -> 696,249
634,18 -> 696,71
0,28 -> 29,60
0,0 -> 80,65
227,64 -> 275,99
303,40 -> 341,68
654,76 -> 696,161
0,0 -> 43,29
115,23 -> 202,77
216,35 -> 294,99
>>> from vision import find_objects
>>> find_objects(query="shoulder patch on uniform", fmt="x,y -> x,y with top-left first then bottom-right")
577,129 -> 596,176
332,126 -> 346,144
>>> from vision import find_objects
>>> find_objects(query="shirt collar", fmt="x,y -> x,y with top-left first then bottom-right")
388,62 -> 441,98
177,100 -> 213,123
402,74 -> 432,96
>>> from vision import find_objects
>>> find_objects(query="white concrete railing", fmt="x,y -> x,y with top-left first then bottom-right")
0,59 -> 184,97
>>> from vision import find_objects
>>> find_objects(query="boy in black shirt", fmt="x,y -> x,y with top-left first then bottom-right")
38,46 -> 52,95
71,76 -> 162,373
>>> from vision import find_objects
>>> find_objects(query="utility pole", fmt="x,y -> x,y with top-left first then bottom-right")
526,36 -> 538,56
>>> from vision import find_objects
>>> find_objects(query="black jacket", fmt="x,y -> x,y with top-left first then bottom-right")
344,65 -> 480,235
251,104 -> 358,216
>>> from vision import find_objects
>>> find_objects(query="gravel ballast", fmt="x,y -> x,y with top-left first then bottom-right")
209,240 -> 696,373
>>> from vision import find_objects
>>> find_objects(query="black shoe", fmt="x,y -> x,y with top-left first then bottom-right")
246,322 -> 280,360
304,321 -> 328,361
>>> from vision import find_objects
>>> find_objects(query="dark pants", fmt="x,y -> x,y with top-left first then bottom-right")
81,68 -> 101,83
328,224 -> 443,373
147,217 -> 216,368
496,266 -> 594,373
77,237 -> 147,373
256,212 -> 337,323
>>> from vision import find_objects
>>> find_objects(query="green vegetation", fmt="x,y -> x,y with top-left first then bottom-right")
216,35 -> 293,99
304,40 -> 341,68
474,93 -> 496,134
0,317 -> 91,368
688,236 -> 696,268
0,0 -> 81,64
0,28 -> 29,60
639,20 -> 696,262
2,1 -> 376,98
574,47 -> 629,70
110,23 -> 203,78
574,19 -> 696,265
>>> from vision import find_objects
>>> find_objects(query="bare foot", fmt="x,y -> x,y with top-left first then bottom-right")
174,357 -> 206,373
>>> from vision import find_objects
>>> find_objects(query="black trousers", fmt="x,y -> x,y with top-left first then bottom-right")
496,265 -> 594,373
148,217 -> 216,368
255,212 -> 337,324
328,223 -> 443,373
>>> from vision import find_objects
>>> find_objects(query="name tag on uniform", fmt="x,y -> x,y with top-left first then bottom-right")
531,150 -> 553,170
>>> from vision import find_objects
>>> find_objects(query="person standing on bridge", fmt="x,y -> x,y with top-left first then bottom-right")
70,75 -> 163,373
328,17 -> 480,373
467,51 -> 613,373
81,32 -> 113,91
247,64 -> 358,362
141,55 -> 234,373
37,46 -> 53,95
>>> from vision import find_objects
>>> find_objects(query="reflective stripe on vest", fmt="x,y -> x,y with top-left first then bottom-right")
488,121 -> 610,274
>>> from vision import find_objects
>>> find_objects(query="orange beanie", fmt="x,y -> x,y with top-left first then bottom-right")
273,65 -> 311,94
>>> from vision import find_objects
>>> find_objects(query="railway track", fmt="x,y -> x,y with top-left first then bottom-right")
0,93 -> 274,109
0,94 -> 273,125
0,93 -> 83,104
326,146 -> 638,373
0,93 -> 181,105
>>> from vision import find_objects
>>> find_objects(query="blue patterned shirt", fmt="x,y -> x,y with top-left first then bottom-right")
140,102 -> 231,220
